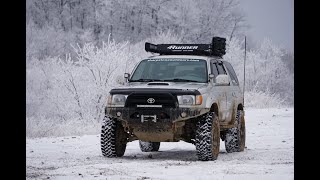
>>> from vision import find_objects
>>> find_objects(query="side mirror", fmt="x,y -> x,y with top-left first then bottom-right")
124,73 -> 130,82
209,74 -> 215,82
215,74 -> 230,86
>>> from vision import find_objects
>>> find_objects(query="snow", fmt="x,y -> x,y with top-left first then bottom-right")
26,108 -> 294,179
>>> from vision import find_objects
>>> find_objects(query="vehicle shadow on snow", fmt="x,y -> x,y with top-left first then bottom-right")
123,150 -> 199,161
124,149 -> 225,161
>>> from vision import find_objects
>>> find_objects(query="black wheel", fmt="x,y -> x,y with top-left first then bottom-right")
225,110 -> 246,153
101,115 -> 128,157
139,140 -> 160,152
195,112 -> 220,161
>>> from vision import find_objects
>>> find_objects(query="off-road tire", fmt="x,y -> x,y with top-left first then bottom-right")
195,112 -> 220,161
225,110 -> 246,153
101,115 -> 128,157
139,141 -> 160,152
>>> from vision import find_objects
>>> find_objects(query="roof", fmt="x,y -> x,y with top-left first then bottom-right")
146,54 -> 223,61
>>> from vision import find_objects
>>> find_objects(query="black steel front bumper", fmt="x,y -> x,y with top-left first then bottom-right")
106,107 -> 202,123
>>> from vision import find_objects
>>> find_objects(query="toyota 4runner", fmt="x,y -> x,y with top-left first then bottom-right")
101,37 -> 246,161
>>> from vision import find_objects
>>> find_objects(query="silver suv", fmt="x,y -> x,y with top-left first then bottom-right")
101,37 -> 246,161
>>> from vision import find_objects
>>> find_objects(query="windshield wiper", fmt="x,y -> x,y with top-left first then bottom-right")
129,79 -> 163,82
163,78 -> 200,82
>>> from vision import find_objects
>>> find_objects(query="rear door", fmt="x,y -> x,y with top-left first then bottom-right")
223,61 -> 242,102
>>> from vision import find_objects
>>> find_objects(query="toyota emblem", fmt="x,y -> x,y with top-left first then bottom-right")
147,98 -> 155,104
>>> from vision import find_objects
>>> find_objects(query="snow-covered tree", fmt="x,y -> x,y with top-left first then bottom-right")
26,0 -> 247,60
225,37 -> 293,106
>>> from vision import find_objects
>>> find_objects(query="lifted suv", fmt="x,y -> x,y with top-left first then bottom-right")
101,37 -> 246,161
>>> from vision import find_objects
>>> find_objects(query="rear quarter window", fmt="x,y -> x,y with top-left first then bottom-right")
223,61 -> 239,85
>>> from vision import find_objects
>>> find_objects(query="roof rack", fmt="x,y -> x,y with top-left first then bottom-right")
145,37 -> 226,57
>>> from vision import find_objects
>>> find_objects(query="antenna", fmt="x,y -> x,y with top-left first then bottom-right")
243,36 -> 247,107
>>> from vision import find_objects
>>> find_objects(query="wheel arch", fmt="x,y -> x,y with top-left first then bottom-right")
237,103 -> 244,111
210,103 -> 219,117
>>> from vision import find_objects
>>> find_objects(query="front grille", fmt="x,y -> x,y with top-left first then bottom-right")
125,93 -> 177,108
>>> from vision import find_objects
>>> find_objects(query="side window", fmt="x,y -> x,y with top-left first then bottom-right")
210,62 -> 219,77
217,63 -> 227,75
211,60 -> 227,76
223,61 -> 239,85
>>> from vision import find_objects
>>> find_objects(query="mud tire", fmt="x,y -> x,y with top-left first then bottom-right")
139,141 -> 160,152
195,112 -> 220,161
101,115 -> 128,157
225,110 -> 246,153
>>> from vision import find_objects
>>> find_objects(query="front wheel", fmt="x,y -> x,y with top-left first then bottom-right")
225,110 -> 246,153
139,141 -> 160,152
195,112 -> 220,161
101,115 -> 128,157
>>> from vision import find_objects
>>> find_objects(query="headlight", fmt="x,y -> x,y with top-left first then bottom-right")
178,95 -> 202,105
178,95 -> 195,105
107,94 -> 127,106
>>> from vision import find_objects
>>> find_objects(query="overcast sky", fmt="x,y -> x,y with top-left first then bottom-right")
239,0 -> 293,52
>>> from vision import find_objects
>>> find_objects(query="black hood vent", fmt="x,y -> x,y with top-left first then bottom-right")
147,82 -> 169,86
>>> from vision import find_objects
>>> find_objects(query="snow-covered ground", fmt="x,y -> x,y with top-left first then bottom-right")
26,108 -> 294,180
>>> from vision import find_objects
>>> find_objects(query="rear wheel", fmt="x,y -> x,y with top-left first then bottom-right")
139,141 -> 160,152
101,115 -> 128,157
225,110 -> 246,153
195,112 -> 220,161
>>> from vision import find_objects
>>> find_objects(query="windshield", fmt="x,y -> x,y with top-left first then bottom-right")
130,58 -> 208,83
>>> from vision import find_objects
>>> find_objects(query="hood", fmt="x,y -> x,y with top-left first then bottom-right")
116,82 -> 207,91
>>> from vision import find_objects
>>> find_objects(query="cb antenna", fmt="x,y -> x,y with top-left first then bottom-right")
243,36 -> 247,107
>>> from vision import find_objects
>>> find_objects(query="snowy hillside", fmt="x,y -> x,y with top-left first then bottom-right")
26,108 -> 294,180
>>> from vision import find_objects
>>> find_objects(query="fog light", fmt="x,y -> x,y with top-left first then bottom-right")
181,112 -> 187,118
116,112 -> 121,117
